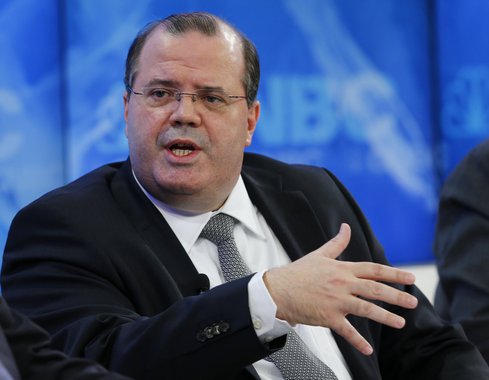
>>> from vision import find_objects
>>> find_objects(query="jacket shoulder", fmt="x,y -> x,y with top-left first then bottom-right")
27,162 -> 123,205
11,162 -> 127,226
243,152 -> 337,187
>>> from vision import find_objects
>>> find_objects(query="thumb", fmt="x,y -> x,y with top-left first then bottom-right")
321,223 -> 351,259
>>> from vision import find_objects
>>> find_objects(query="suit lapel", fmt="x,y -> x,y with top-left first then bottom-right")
242,166 -> 328,260
110,160 -> 204,297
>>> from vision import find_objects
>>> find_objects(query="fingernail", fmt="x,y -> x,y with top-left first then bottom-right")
409,296 -> 418,308
404,273 -> 416,283
396,317 -> 406,328
363,345 -> 373,356
338,223 -> 345,234
339,223 -> 349,234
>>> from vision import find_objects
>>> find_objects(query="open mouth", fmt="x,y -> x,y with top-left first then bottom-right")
169,142 -> 196,157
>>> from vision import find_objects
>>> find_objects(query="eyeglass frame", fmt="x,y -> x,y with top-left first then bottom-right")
126,85 -> 249,110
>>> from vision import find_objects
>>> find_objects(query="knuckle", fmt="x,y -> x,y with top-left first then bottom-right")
357,301 -> 374,316
368,281 -> 383,298
328,275 -> 349,288
372,264 -> 384,278
385,312 -> 403,327
385,312 -> 397,324
399,292 -> 413,306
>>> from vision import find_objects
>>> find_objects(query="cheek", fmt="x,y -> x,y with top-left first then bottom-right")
217,112 -> 251,145
126,120 -> 159,166
212,128 -> 246,158
126,110 -> 160,143
212,126 -> 248,169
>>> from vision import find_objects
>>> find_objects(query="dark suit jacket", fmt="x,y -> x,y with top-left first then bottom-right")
434,139 -> 489,364
0,297 -> 131,379
2,153 -> 488,379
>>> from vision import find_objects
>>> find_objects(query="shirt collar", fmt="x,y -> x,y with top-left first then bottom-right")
133,173 -> 266,253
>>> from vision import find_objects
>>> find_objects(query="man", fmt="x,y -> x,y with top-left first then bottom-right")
0,297 -> 131,379
434,139 -> 489,364
2,12 -> 488,380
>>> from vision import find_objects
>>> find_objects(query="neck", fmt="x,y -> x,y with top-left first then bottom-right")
131,171 -> 231,214
153,192 -> 228,214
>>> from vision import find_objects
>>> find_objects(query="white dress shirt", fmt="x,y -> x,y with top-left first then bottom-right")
137,174 -> 352,380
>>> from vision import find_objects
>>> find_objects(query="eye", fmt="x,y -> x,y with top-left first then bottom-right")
148,88 -> 172,99
200,92 -> 226,104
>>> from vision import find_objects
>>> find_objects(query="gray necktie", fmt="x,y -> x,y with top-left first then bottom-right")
200,213 -> 338,380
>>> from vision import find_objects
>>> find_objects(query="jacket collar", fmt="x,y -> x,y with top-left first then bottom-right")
111,160 -> 203,297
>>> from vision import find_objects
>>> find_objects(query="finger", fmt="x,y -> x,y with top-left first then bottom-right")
352,279 -> 418,309
332,318 -> 373,356
351,262 -> 416,285
347,297 -> 407,330
320,223 -> 351,260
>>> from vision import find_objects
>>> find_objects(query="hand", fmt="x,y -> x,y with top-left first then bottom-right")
263,223 -> 418,356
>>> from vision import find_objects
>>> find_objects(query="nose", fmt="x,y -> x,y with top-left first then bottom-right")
168,94 -> 201,127
174,92 -> 198,102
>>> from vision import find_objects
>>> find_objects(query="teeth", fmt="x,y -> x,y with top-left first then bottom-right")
172,149 -> 193,156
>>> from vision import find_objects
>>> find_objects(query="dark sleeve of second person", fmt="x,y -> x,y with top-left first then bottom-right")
434,139 -> 489,364
0,297 -> 132,380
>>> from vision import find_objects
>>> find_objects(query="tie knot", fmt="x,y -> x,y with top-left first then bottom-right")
200,213 -> 236,246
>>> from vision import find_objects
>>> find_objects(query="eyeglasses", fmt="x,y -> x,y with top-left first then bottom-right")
126,86 -> 248,111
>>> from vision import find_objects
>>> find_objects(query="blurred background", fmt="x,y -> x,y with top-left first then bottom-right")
1,0 -> 488,298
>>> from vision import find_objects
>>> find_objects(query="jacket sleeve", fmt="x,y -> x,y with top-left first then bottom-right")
0,297 -> 132,380
1,197 -> 278,380
434,140 -> 489,364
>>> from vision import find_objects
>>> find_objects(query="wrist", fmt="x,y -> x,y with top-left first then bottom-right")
264,267 -> 292,322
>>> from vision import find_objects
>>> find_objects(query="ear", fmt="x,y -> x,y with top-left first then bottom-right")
123,92 -> 129,137
245,100 -> 260,147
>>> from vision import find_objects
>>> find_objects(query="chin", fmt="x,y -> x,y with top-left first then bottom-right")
158,180 -> 205,196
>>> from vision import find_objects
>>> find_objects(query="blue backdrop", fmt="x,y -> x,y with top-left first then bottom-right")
1,0 -> 488,266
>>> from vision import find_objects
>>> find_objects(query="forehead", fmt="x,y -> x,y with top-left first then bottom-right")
135,27 -> 245,89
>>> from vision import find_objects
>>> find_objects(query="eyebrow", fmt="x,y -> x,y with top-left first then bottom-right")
142,79 -> 179,89
142,78 -> 226,93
